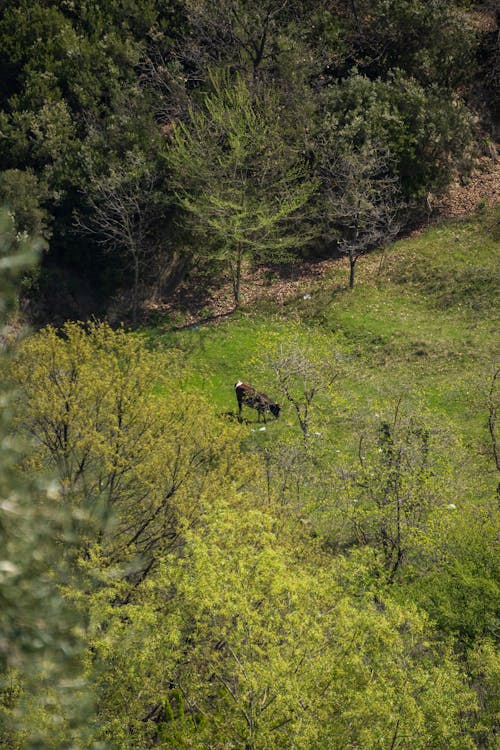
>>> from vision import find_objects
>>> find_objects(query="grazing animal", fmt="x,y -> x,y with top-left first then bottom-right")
234,380 -> 280,423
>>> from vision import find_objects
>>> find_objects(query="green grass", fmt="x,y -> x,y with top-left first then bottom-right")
148,316 -> 290,411
143,209 -> 500,492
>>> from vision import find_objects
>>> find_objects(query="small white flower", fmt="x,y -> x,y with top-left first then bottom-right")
0,561 -> 19,575
0,499 -> 17,513
46,481 -> 61,500
446,503 -> 457,510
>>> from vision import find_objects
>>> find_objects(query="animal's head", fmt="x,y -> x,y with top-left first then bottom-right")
270,403 -> 281,419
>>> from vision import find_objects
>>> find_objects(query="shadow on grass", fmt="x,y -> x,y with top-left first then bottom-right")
170,309 -> 237,331
219,410 -> 278,427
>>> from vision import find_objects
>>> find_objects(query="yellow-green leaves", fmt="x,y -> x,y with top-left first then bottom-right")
11,322 -> 240,569
8,321 -> 489,749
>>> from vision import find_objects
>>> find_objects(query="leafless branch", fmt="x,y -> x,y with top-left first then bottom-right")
488,368 -> 500,471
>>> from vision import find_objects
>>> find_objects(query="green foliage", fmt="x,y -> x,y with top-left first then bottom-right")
10,305 -> 494,747
166,69 -> 318,303
0,209 -> 92,747
0,210 -> 41,320
0,170 -> 51,240
1,2 -> 498,744
315,407 -> 469,576
9,319 -> 251,744
467,638 -> 500,747
317,70 -> 473,198
0,1 -> 144,111
343,0 -> 477,88
0,0 -> 489,315
83,495 -> 477,749
0,0 -> 185,314
12,322 -> 239,571
401,503 -> 500,644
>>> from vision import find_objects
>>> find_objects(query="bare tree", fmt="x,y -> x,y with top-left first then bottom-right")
138,52 -> 193,126
269,341 -> 340,440
182,0 -> 295,77
140,0 -> 307,130
317,139 -> 404,288
353,407 -> 442,582
76,156 -> 164,325
487,367 -> 500,503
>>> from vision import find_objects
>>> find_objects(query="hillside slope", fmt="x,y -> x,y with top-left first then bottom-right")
146,158 -> 499,327
146,207 -> 499,502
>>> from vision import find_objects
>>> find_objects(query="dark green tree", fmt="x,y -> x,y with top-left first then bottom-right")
316,71 -> 473,201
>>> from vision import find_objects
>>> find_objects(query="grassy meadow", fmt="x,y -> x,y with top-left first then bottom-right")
145,208 -> 500,498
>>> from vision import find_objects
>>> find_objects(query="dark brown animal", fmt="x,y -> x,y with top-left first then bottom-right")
234,381 -> 280,423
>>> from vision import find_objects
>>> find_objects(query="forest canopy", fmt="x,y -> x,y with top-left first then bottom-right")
0,0 -> 497,320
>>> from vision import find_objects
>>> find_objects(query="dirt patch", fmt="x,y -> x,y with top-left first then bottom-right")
144,256 -> 345,328
144,156 -> 500,329
438,156 -> 500,218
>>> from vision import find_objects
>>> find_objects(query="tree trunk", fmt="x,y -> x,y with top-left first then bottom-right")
349,253 -> 357,289
232,247 -> 243,306
156,250 -> 190,299
132,251 -> 139,326
350,0 -> 361,31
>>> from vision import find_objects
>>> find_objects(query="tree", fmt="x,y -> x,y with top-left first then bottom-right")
487,367 -> 500,501
467,637 -> 500,748
8,288 -> 483,749
183,0 -> 295,75
82,496 -> 477,749
0,169 -> 51,240
337,0 -> 476,90
321,405 -> 467,582
11,321 -> 241,581
316,138 -> 403,288
175,0 -> 326,95
401,501 -> 500,645
76,154 -> 167,325
267,335 -> 342,440
316,71 -> 473,203
0,0 -> 183,320
166,70 -> 317,305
